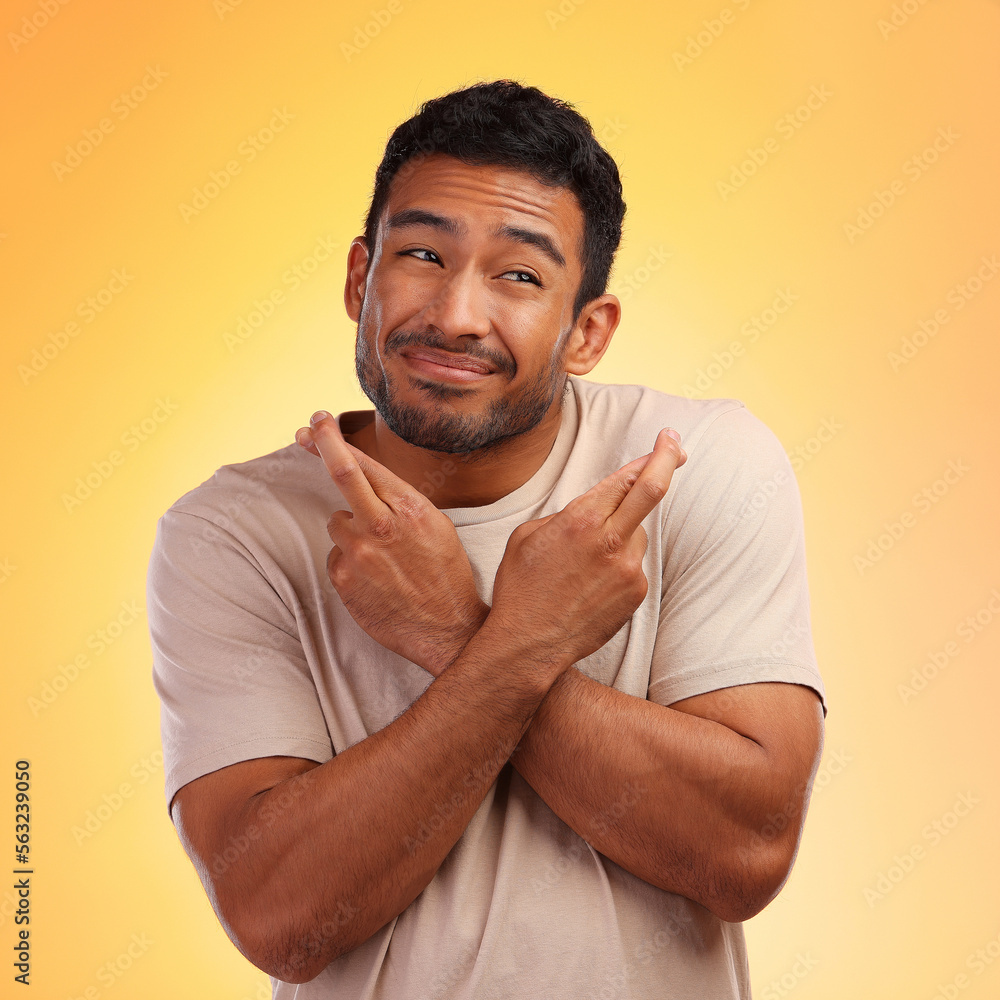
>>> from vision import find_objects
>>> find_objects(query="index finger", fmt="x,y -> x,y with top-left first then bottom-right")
604,428 -> 686,540
306,410 -> 388,522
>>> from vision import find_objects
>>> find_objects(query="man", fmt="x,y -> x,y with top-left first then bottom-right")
148,80 -> 826,998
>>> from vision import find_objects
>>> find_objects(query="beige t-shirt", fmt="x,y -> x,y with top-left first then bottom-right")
148,375 -> 826,999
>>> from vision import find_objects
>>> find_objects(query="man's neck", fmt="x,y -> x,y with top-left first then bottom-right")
342,389 -> 569,509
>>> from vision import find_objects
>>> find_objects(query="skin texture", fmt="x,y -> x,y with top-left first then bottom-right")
170,154 -> 824,984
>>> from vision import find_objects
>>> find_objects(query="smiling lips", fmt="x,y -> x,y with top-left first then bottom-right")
399,347 -> 496,382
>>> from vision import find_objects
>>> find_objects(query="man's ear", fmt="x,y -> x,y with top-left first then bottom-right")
562,294 -> 622,375
344,237 -> 370,322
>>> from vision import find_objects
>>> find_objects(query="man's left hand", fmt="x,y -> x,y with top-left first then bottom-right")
296,411 -> 488,677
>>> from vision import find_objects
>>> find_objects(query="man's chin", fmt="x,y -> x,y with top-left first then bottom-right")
368,398 -> 525,457
358,365 -> 566,457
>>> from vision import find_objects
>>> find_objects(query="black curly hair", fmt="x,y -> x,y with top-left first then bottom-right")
363,80 -> 626,320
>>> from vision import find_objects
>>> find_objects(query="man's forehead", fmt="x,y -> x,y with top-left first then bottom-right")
380,154 -> 583,252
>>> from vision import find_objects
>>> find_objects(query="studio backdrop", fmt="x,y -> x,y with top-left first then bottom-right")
3,1 -> 998,997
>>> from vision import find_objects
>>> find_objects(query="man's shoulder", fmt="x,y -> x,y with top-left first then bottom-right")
568,377 -> 793,513
569,376 -> 770,454
158,441 -> 328,531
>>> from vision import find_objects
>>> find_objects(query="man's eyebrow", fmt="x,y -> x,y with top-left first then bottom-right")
492,224 -> 566,269
384,210 -> 566,269
384,209 -> 463,236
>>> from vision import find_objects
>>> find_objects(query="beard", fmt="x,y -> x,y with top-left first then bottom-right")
354,317 -> 569,457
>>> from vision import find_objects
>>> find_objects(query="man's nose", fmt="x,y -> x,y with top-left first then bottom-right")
419,269 -> 491,340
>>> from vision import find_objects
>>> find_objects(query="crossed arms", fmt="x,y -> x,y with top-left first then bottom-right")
169,413 -> 824,984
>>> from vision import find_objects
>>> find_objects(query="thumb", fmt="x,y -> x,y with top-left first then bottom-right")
507,512 -> 558,544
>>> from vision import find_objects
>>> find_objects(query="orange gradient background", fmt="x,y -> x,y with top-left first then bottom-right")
2,1 -> 999,997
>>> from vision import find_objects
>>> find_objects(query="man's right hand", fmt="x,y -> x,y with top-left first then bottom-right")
296,410 -> 489,677
488,427 -> 686,678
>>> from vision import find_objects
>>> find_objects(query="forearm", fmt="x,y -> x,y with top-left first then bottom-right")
509,668 -> 794,921
217,620 -> 561,983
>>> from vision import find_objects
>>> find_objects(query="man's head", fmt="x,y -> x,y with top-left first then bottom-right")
346,80 -> 626,457
364,80 -> 626,321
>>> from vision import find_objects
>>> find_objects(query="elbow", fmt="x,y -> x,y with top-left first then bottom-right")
204,857 -> 385,983
230,918 -> 331,985
258,954 -> 326,987
704,887 -> 773,925
213,890 -> 336,985
704,831 -> 799,924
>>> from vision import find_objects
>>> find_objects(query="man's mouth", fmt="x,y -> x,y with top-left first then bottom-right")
398,347 -> 496,381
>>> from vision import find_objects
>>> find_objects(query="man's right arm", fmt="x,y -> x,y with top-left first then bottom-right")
171,614 -> 564,985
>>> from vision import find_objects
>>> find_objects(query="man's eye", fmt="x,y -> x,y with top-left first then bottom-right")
501,270 -> 540,285
398,248 -> 441,264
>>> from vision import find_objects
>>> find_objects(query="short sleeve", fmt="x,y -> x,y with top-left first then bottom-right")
147,507 -> 333,812
646,405 -> 827,715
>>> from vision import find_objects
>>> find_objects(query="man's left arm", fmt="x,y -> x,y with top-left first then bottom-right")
508,669 -> 823,922
509,405 -> 825,921
509,403 -> 825,920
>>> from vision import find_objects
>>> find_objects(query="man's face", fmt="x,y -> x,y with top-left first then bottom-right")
351,154 -> 587,455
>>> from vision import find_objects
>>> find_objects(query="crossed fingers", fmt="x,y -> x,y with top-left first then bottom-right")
295,411 -> 408,523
